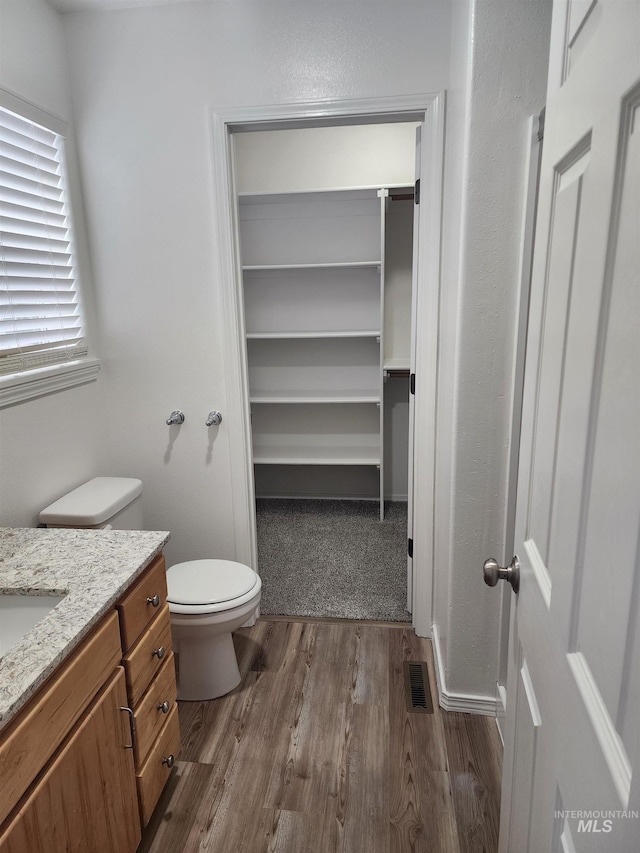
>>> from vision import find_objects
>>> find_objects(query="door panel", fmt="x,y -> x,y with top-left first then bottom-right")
527,143 -> 590,565
508,655 -> 542,853
501,2 -> 640,851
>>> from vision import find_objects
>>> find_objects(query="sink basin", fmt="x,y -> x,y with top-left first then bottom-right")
0,593 -> 65,657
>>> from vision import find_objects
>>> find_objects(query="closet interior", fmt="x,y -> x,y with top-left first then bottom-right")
234,122 -> 417,619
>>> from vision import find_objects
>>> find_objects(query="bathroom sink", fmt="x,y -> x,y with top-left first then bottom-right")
0,593 -> 65,658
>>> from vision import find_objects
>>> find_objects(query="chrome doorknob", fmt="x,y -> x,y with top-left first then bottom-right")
483,556 -> 520,594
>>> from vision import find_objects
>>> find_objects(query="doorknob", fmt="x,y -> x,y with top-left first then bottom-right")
483,556 -> 520,594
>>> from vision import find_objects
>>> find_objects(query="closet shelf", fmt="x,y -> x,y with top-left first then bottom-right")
242,261 -> 381,272
250,389 -> 381,404
253,444 -> 381,466
238,187 -> 385,202
246,330 -> 380,340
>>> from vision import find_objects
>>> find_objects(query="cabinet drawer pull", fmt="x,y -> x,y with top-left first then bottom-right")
147,594 -> 160,607
162,754 -> 175,768
120,706 -> 136,749
157,700 -> 170,714
152,646 -> 165,660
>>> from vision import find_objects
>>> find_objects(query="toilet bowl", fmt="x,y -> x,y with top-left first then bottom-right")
39,477 -> 261,701
167,560 -> 262,700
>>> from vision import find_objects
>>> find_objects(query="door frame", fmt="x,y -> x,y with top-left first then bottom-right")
209,93 -> 445,637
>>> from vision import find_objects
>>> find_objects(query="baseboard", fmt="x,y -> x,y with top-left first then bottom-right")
431,623 -> 498,717
497,682 -> 507,713
495,682 -> 507,744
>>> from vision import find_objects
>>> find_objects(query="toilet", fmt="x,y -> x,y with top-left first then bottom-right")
39,477 -> 261,701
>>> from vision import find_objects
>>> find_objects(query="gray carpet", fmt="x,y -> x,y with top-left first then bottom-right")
256,499 -> 410,622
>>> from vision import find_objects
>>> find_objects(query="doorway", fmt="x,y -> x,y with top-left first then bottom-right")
234,123 -> 416,621
211,94 -> 444,637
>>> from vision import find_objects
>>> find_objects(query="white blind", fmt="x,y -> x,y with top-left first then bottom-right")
0,106 -> 86,376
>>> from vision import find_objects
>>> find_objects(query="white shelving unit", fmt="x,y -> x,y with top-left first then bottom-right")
239,188 -> 388,517
250,403 -> 382,466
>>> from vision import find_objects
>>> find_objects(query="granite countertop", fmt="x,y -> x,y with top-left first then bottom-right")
0,527 -> 170,731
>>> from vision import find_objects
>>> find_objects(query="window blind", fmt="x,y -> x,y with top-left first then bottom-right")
0,105 -> 86,376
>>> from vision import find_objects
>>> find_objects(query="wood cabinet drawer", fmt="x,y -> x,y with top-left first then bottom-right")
136,704 -> 180,827
133,653 -> 177,769
123,605 -> 172,706
117,555 -> 167,651
0,612 -> 121,827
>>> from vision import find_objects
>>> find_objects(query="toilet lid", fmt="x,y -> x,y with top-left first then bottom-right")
166,559 -> 258,606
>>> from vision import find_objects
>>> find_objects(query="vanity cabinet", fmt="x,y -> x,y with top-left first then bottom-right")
0,552 -> 180,849
0,669 -> 140,853
117,555 -> 180,826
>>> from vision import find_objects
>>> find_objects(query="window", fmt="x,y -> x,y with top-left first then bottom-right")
0,102 -> 87,379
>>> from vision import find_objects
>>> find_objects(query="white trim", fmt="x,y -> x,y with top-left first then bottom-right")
432,622 -> 497,716
497,681 -> 508,713
0,358 -> 100,408
568,652 -> 631,806
211,94 -> 444,633
410,96 -> 445,638
0,86 -> 67,136
438,693 -> 497,716
210,112 -> 257,571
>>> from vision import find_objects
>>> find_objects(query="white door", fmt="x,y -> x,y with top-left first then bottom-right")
496,2 -> 640,851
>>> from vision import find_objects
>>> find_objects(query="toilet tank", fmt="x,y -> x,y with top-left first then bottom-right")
39,477 -> 143,530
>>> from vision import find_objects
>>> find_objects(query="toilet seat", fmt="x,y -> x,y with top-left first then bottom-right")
166,559 -> 261,615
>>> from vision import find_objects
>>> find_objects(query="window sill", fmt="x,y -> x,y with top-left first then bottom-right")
0,358 -> 101,409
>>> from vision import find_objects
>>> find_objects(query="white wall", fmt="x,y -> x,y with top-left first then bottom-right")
0,0 -> 108,527
24,0 -> 551,704
434,0 -> 552,703
61,1 -> 452,567
234,123 -> 418,194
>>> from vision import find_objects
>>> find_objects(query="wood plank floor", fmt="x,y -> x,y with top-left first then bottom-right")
138,619 -> 502,853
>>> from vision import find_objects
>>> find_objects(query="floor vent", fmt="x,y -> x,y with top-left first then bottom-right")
403,661 -> 434,714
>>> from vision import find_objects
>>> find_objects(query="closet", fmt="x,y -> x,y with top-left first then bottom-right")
235,124 -> 416,523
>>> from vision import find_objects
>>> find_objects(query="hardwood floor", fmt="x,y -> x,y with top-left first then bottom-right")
138,619 -> 502,853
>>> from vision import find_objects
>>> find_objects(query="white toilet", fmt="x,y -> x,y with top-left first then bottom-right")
39,477 -> 262,701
